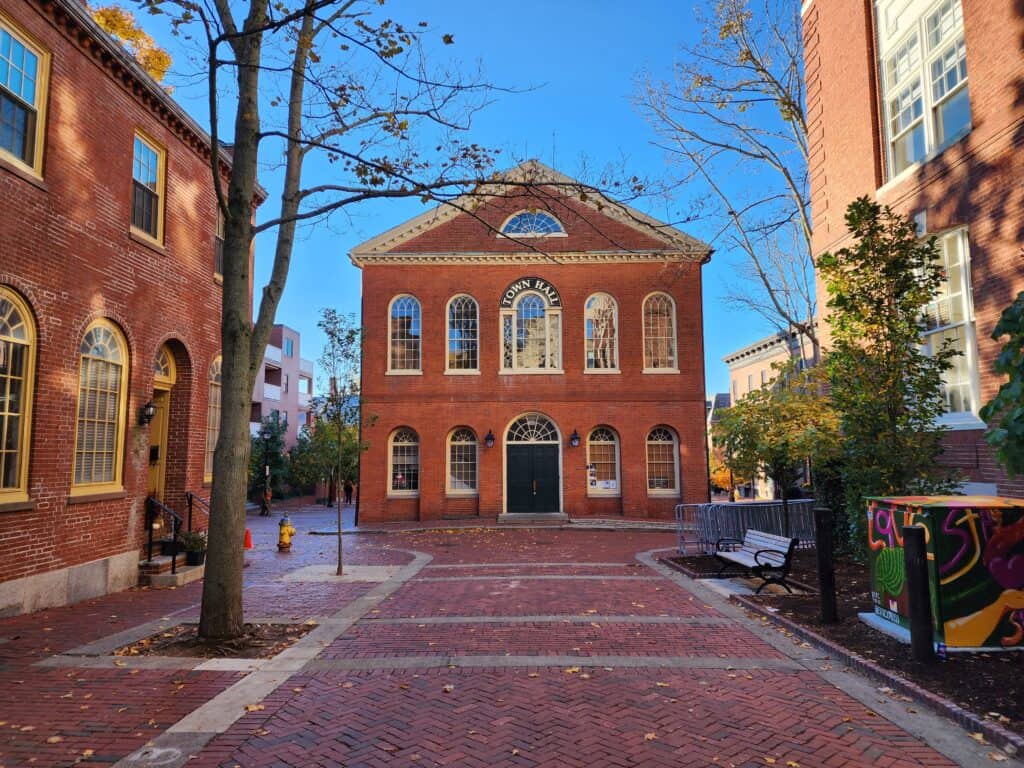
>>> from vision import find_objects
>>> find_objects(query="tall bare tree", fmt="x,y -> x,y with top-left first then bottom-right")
636,0 -> 817,361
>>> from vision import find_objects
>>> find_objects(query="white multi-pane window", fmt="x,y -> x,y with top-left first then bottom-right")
585,293 -> 618,370
0,286 -> 35,501
447,295 -> 479,371
204,355 -> 222,481
877,0 -> 970,177
500,211 -> 565,237
0,22 -> 47,173
922,228 -> 979,424
646,426 -> 679,494
447,428 -> 478,494
587,427 -> 620,496
73,321 -> 128,491
388,295 -> 421,373
389,428 -> 419,494
643,293 -> 677,371
501,292 -> 561,372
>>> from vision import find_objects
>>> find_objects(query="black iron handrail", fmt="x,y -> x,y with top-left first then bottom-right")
146,496 -> 184,574
185,491 -> 210,533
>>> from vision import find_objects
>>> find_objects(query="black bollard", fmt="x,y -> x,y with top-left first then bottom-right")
814,507 -> 838,624
902,525 -> 937,664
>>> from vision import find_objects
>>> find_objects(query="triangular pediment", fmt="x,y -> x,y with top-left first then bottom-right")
349,160 -> 710,265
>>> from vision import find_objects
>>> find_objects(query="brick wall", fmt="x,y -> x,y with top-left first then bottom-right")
0,0 -> 224,588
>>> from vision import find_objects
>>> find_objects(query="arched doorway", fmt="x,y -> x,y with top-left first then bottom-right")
505,413 -> 561,514
147,344 -> 176,501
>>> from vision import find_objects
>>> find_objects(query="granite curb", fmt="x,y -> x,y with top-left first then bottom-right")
657,555 -> 818,593
310,520 -> 677,535
729,591 -> 1024,757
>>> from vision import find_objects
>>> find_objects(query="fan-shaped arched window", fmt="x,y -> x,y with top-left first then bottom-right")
205,355 -> 222,481
389,428 -> 420,494
585,293 -> 618,370
447,427 -> 478,494
73,320 -> 128,491
389,295 -> 421,373
587,427 -> 620,496
0,286 -> 36,501
447,295 -> 479,371
501,292 -> 561,371
646,426 -> 679,494
501,211 -> 565,237
507,414 -> 559,443
643,293 -> 678,371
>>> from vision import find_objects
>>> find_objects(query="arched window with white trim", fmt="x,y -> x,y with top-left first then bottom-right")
585,293 -> 618,370
502,292 -> 561,371
643,293 -> 677,371
587,426 -> 620,496
0,286 -> 36,501
73,320 -> 129,492
447,295 -> 478,371
500,211 -> 565,237
389,295 -> 421,372
204,355 -> 222,481
389,428 -> 420,495
447,427 -> 478,494
646,426 -> 679,494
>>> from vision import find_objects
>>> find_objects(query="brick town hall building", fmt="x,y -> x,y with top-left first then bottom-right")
352,161 -> 712,522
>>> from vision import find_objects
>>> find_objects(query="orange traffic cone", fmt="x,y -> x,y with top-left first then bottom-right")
244,528 -> 254,550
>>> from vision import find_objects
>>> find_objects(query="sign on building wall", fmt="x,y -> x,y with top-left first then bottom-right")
500,277 -> 562,308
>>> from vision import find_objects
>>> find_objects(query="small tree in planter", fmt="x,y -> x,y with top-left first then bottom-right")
980,292 -> 1024,476
180,531 -> 208,567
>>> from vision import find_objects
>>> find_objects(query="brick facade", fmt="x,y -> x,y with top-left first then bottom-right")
0,0 -> 231,612
803,0 -> 1024,494
353,162 -> 712,522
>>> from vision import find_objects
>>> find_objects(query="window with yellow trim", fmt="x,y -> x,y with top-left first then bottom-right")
0,286 -> 35,501
131,132 -> 166,242
204,355 -> 222,481
72,321 -> 128,491
0,17 -> 49,175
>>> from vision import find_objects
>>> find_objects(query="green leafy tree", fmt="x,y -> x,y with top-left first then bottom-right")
818,197 -> 960,552
713,362 -> 839,533
248,415 -> 288,500
980,293 -> 1024,474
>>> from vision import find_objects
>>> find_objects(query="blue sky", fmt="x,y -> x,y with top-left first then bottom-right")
145,0 -> 779,395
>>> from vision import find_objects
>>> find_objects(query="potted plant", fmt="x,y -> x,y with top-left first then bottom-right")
159,536 -> 181,557
180,530 -> 207,566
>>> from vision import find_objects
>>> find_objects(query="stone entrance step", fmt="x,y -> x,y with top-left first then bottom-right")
497,513 -> 569,524
139,562 -> 205,588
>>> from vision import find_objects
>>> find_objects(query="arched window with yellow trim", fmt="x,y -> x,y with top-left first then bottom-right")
0,286 -> 36,501
205,355 -> 222,481
72,320 -> 128,492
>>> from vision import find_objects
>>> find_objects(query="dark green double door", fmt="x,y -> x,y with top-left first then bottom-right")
507,444 -> 560,514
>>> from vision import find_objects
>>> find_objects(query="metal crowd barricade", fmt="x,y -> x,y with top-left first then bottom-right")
675,500 -> 817,555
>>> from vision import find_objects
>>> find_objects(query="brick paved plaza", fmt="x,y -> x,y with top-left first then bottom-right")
0,508 -> 1014,767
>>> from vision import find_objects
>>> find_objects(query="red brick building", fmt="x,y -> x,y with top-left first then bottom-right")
803,0 -> 1024,493
352,161 -> 711,522
0,0 -> 234,612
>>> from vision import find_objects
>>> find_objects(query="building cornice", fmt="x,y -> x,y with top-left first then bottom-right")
350,250 -> 700,267
722,331 -> 798,368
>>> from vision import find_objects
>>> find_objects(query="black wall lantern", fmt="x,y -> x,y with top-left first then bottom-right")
139,400 -> 157,426
569,429 -> 581,448
484,430 -> 495,449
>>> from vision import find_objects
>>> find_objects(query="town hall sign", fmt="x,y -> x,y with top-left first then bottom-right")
500,277 -> 562,308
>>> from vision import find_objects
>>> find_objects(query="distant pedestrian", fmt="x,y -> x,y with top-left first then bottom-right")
343,480 -> 354,506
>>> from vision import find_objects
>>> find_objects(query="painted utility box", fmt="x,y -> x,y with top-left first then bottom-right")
866,496 -> 1024,650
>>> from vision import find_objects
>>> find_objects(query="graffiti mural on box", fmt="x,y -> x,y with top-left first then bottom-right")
866,496 -> 1024,649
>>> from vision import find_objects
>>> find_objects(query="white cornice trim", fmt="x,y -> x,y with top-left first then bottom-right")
350,250 -> 702,267
801,0 -> 814,17
348,159 -> 711,258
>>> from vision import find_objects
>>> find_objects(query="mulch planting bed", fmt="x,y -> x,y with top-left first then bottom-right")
670,550 -> 1024,738
115,621 -> 316,659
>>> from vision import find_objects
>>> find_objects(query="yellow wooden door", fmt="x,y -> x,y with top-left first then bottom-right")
146,389 -> 170,500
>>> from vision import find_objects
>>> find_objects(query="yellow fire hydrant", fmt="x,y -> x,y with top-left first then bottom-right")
277,515 -> 296,552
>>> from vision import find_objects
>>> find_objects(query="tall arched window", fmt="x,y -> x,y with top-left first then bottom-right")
643,293 -> 678,371
389,295 -> 421,372
501,292 -> 561,371
585,293 -> 618,370
389,428 -> 420,495
587,427 -> 620,496
205,355 -> 222,481
447,427 -> 478,494
646,426 -> 679,494
447,295 -> 479,371
73,320 -> 128,492
0,286 -> 36,501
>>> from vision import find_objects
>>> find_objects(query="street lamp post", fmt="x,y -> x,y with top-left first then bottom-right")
261,434 -> 272,516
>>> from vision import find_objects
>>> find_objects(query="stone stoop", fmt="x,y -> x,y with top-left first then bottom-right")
138,555 -> 205,587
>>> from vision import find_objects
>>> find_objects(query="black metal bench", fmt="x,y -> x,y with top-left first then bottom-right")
714,529 -> 798,594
